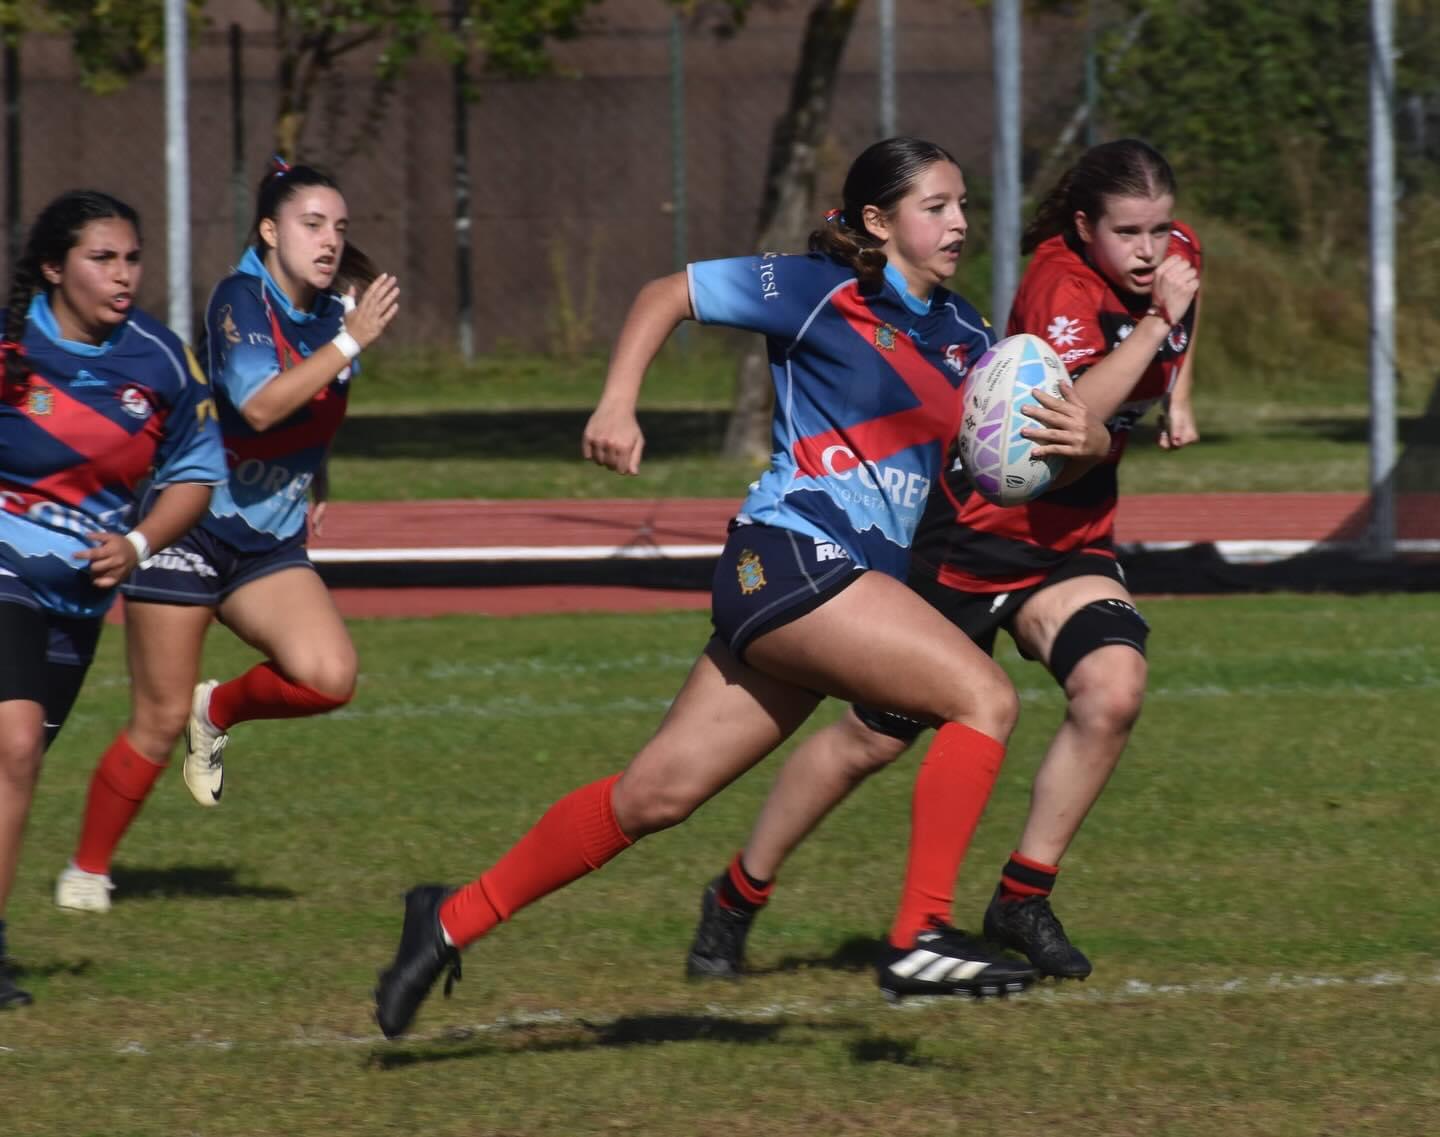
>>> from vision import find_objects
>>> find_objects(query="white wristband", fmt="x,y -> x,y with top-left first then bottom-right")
332,330 -> 362,362
124,530 -> 151,563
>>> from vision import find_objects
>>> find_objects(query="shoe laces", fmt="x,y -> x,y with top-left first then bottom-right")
921,917 -> 994,957
207,732 -> 229,771
1015,895 -> 1068,943
441,950 -> 462,998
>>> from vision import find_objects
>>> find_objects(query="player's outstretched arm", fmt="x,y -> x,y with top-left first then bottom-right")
582,272 -> 694,476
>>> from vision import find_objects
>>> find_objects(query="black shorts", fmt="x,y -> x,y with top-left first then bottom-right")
850,551 -> 1127,742
0,579 -> 103,748
710,522 -> 864,661
120,526 -> 313,607
909,551 -> 1127,659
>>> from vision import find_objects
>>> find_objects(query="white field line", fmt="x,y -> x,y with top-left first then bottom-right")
307,539 -> 1440,566
3,969 -> 1438,1059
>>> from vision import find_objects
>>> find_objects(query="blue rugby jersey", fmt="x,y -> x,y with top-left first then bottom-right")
200,247 -> 352,552
688,253 -> 993,580
0,295 -> 225,618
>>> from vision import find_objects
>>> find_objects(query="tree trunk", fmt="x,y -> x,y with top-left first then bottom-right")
721,0 -> 861,462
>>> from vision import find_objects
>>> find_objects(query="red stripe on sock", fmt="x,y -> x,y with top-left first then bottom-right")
722,852 -> 773,908
207,662 -> 350,730
441,773 -> 633,949
72,732 -> 166,876
888,722 -> 1006,948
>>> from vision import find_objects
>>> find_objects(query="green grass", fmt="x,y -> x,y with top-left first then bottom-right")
6,596 -> 1440,1135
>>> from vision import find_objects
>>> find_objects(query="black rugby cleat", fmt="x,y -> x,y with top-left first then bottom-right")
374,885 -> 462,1038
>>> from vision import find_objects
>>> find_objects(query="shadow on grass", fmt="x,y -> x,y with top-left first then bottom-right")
368,1012 -> 864,1070
756,935 -> 886,976
335,409 -> 730,462
110,864 -> 298,903
10,958 -> 93,980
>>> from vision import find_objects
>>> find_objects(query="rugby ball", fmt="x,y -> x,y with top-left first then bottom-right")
958,332 -> 1066,506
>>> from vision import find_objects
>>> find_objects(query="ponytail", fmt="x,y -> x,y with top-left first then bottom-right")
808,212 -> 887,293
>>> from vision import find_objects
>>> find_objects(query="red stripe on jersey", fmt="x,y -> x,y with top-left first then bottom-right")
791,288 -> 962,479
223,384 -> 346,465
955,493 -> 1120,553
27,378 -> 163,507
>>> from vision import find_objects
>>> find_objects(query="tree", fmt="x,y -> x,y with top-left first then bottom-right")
0,1 -> 599,156
706,0 -> 862,461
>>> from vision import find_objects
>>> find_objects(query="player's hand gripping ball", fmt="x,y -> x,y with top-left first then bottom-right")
958,333 -> 1067,506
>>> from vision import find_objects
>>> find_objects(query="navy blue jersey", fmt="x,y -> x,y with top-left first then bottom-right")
0,295 -> 225,618
688,253 -> 992,580
200,247 -> 352,552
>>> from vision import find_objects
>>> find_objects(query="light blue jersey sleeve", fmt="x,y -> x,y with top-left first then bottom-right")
688,255 -> 847,343
152,344 -> 226,488
206,278 -> 282,409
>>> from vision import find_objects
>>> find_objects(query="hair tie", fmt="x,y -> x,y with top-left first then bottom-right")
271,154 -> 292,176
824,208 -> 844,226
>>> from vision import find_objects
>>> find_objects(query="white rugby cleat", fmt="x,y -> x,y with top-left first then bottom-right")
182,679 -> 229,808
55,863 -> 115,913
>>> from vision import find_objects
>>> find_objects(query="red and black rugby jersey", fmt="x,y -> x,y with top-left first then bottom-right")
911,221 -> 1202,594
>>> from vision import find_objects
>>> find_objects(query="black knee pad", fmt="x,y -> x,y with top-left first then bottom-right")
1048,598 -> 1149,687
851,704 -> 929,743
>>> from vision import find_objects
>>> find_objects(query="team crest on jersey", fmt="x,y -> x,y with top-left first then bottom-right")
874,323 -> 900,352
118,385 -> 151,420
943,343 -> 971,378
736,549 -> 766,595
25,388 -> 54,416
1167,325 -> 1189,353
220,304 -> 242,345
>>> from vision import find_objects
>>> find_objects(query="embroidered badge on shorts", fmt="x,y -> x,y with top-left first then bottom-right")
736,549 -> 766,595
874,323 -> 900,351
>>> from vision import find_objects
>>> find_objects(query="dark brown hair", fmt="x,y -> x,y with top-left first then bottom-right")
809,136 -> 961,293
3,190 -> 141,401
1022,139 -> 1176,254
249,161 -> 376,296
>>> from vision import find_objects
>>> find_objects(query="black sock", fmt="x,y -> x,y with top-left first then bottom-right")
717,853 -> 773,912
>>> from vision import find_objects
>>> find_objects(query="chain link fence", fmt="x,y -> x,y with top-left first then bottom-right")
1,0 -> 1087,352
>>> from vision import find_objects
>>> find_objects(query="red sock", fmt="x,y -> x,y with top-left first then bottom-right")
207,662 -> 349,730
888,722 -> 1006,949
439,773 -> 632,949
72,732 -> 167,876
999,850 -> 1060,902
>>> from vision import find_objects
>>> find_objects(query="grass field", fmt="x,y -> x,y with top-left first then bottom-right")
5,596 -> 1439,1135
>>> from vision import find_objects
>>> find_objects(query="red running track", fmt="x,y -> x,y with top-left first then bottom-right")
109,493 -> 1440,620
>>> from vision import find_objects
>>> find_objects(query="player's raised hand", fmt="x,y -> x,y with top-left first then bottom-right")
1150,255 -> 1198,325
1021,379 -> 1111,461
582,400 -> 645,475
74,531 -> 141,589
346,273 -> 400,350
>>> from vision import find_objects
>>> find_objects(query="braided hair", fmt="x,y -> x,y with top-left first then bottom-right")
2,190 -> 140,402
1022,139 -> 1176,255
809,137 -> 962,294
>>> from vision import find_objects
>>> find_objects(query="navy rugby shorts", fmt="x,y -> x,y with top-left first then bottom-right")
120,526 -> 313,607
710,521 -> 864,661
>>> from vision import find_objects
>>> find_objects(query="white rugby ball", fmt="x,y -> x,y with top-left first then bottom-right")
957,332 -> 1066,506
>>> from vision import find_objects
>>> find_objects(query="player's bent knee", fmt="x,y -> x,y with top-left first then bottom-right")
612,778 -> 702,837
1049,598 -> 1150,689
0,735 -> 44,789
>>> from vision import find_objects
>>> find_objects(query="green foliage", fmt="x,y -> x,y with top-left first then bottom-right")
1099,0 -> 1440,241
3,1 -> 202,93
467,0 -> 601,77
